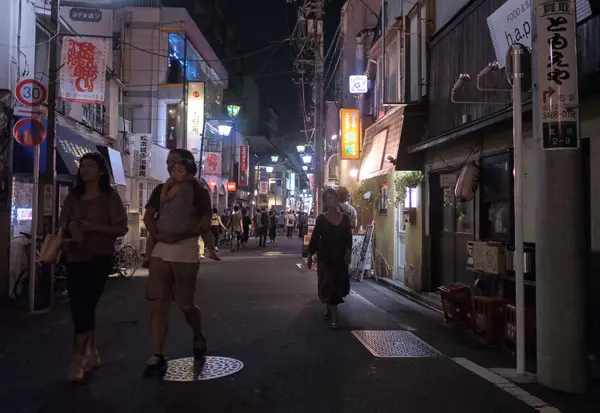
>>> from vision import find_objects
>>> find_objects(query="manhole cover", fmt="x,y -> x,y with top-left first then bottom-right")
352,330 -> 442,358
163,356 -> 244,382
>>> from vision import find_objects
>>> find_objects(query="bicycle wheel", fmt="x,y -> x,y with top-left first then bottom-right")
117,245 -> 139,278
12,268 -> 30,300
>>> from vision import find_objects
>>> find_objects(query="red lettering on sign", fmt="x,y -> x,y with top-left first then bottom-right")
67,40 -> 99,93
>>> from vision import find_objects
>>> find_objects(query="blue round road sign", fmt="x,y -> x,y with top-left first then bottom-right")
13,118 -> 46,147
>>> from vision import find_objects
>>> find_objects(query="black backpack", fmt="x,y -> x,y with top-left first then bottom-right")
261,212 -> 269,227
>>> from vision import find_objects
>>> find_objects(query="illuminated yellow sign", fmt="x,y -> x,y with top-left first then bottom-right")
340,108 -> 360,160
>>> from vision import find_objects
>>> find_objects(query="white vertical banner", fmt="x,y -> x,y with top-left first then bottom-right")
187,82 -> 205,170
59,37 -> 109,104
132,134 -> 151,178
536,0 -> 580,150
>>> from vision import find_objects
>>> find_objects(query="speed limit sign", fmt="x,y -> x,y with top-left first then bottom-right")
15,78 -> 47,107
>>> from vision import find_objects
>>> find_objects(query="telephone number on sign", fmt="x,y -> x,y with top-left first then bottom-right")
542,110 -> 576,120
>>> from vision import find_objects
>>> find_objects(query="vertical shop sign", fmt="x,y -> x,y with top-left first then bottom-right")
259,181 -> 268,195
133,134 -> 150,177
340,108 -> 360,159
204,152 -> 221,176
187,82 -> 205,167
59,37 -> 108,104
536,0 -> 579,150
238,145 -> 249,186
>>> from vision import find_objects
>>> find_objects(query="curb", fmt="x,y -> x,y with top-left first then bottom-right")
374,277 -> 444,314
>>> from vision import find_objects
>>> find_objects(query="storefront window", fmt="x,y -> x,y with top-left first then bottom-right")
480,155 -> 511,241
166,103 -> 183,149
10,178 -> 34,286
442,187 -> 454,232
456,199 -> 474,234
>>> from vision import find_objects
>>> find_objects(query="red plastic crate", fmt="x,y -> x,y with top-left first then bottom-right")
472,296 -> 506,344
438,284 -> 471,324
504,304 -> 536,352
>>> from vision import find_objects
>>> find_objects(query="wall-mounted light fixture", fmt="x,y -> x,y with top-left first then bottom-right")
476,61 -> 512,92
450,73 -> 509,105
271,155 -> 279,162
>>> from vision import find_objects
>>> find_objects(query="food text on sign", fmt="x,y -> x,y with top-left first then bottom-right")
67,39 -> 99,93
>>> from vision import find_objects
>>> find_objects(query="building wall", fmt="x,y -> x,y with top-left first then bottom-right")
428,0 -> 600,140
370,173 -> 398,275
0,0 -> 37,91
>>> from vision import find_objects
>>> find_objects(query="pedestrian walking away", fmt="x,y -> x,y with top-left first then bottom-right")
241,208 -> 252,245
142,148 -> 212,378
209,208 -> 227,259
257,207 -> 269,247
58,153 -> 128,382
269,209 -> 278,243
228,205 -> 243,252
307,188 -> 352,329
277,210 -> 285,235
285,210 -> 296,238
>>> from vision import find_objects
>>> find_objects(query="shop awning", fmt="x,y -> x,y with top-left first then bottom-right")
358,103 -> 426,181
13,121 -> 101,175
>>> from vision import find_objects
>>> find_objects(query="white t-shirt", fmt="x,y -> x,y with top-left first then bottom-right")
152,237 -> 199,264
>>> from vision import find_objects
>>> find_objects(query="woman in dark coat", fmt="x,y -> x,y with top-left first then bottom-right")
307,188 -> 352,329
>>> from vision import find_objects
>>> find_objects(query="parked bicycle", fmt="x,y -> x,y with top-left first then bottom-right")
11,234 -> 139,304
112,237 -> 139,278
11,231 -> 68,302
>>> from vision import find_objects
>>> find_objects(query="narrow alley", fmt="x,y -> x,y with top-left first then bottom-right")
1,237 -> 596,413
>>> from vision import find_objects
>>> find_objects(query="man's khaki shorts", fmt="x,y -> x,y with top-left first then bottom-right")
146,257 -> 199,306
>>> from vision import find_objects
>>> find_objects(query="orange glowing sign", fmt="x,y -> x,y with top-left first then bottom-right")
226,181 -> 237,191
340,108 -> 360,160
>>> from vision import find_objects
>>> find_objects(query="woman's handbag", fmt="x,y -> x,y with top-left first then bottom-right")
39,228 -> 64,263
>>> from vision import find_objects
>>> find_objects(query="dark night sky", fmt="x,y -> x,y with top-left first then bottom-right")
222,0 -> 344,140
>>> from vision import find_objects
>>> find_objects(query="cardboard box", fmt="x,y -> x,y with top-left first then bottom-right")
484,242 -> 506,275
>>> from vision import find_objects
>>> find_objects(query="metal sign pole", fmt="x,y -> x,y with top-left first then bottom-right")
28,145 -> 40,314
510,44 -> 526,376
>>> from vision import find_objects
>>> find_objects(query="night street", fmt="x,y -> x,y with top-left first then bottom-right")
0,237 -> 595,413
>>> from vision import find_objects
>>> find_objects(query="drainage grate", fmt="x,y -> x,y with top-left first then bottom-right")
352,330 -> 442,358
163,356 -> 244,382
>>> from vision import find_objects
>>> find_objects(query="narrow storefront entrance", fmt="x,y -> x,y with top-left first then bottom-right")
429,171 -> 475,289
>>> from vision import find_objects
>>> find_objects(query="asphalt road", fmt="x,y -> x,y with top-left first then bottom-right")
0,236 -> 597,413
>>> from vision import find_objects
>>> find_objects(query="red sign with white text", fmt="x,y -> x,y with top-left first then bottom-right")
238,145 -> 249,187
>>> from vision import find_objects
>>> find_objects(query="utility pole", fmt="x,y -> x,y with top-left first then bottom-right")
533,0 -> 586,393
38,0 -> 60,310
312,0 -> 324,214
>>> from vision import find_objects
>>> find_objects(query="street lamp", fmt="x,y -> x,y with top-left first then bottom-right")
349,168 -> 359,178
302,155 -> 312,164
331,134 -> 338,140
302,165 -> 308,171
271,155 -> 279,162
296,145 -> 305,153
265,166 -> 274,173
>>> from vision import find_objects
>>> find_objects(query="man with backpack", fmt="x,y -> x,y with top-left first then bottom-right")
257,207 -> 269,247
